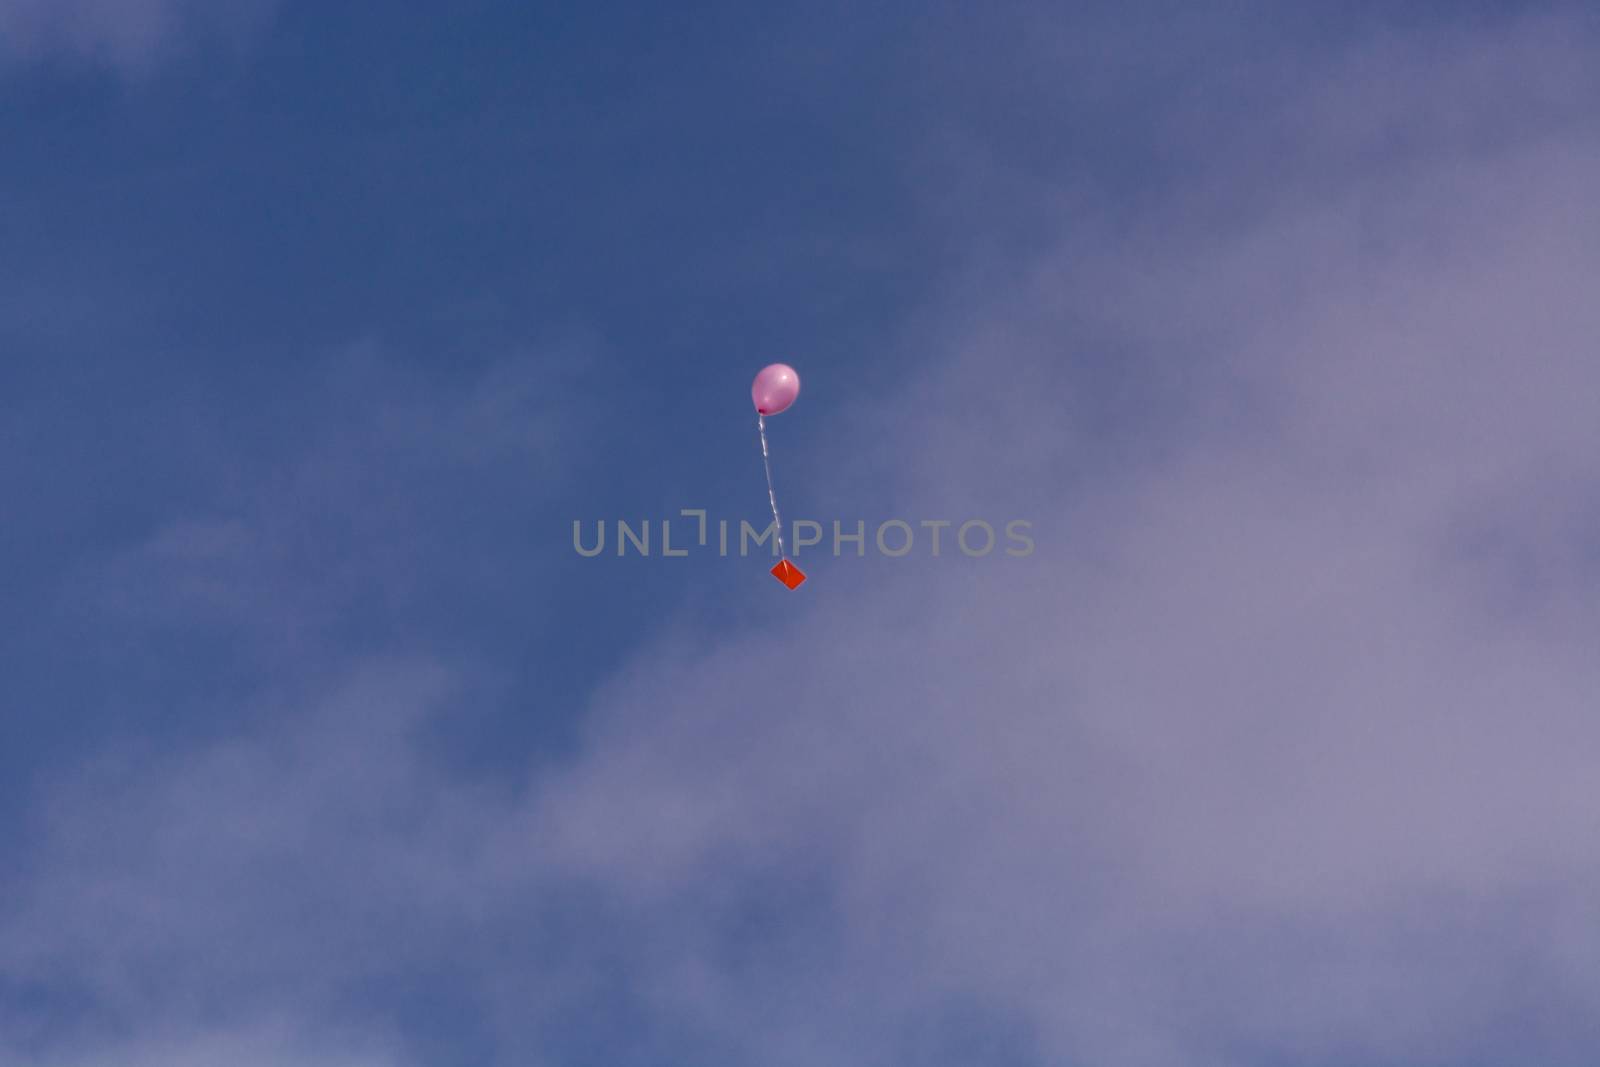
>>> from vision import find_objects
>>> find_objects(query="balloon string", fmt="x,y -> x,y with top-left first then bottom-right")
758,414 -> 786,558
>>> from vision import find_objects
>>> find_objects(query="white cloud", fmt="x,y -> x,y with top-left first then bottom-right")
506,15 -> 1600,1064
6,10 -> 1600,1067
0,0 -> 275,73
60,343 -> 592,659
11,1021 -> 405,1067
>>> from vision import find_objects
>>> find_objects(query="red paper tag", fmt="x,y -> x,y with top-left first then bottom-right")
770,558 -> 807,589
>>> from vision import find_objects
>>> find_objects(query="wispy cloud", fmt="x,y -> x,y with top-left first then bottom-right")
0,0 -> 275,73
60,342 -> 592,661
6,9 -> 1600,1067
12,1021 -> 405,1067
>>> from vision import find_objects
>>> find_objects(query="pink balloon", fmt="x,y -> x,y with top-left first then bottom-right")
751,363 -> 801,416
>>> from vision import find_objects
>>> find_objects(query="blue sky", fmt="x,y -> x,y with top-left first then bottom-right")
4,2 -> 1600,1065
